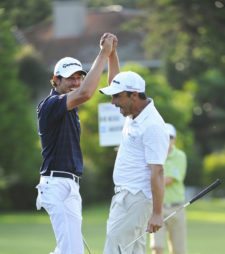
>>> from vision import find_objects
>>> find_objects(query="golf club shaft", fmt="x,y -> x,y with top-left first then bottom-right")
121,179 -> 222,252
164,179 -> 222,221
83,236 -> 92,254
120,209 -> 175,252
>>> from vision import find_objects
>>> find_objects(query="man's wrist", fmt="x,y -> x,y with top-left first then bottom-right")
99,48 -> 110,58
109,49 -> 117,57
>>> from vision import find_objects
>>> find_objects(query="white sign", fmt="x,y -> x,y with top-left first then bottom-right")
98,103 -> 125,147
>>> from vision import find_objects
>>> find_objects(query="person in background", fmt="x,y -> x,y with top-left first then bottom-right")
99,68 -> 169,253
36,33 -> 116,254
150,123 -> 187,254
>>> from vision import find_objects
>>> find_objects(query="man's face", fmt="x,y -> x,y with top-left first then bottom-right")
111,91 -> 133,117
56,72 -> 84,94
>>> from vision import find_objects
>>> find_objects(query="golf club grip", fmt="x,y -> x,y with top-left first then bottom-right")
189,179 -> 222,204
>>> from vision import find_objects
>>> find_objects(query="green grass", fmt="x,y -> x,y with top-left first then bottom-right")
0,199 -> 225,254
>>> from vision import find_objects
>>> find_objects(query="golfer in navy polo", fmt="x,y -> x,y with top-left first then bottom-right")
36,34 -> 116,254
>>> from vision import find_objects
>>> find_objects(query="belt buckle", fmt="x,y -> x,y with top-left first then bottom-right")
73,175 -> 79,184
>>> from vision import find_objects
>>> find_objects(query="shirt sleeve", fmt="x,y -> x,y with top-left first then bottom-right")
38,94 -> 67,130
143,123 -> 169,165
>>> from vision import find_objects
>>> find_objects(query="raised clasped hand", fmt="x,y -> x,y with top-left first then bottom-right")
100,33 -> 118,56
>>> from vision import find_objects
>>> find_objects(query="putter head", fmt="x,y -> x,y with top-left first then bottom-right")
118,244 -> 123,254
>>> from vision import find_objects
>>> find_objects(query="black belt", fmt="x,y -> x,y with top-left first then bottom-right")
41,171 -> 81,184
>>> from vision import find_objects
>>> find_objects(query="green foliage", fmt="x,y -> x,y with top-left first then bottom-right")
17,45 -> 49,100
191,69 -> 225,154
139,0 -> 225,88
203,151 -> 225,190
0,10 -> 41,209
0,0 -> 51,28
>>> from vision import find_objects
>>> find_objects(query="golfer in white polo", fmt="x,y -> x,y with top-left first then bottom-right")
100,71 -> 169,254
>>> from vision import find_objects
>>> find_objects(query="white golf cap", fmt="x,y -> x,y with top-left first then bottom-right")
54,57 -> 87,78
165,123 -> 176,138
99,71 -> 145,95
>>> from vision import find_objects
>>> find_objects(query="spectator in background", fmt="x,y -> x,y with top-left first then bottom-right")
150,123 -> 187,254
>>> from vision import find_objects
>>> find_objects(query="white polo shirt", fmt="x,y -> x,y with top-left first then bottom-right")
113,99 -> 169,199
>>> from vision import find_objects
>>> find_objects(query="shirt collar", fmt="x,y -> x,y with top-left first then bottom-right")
50,89 -> 59,96
131,98 -> 154,124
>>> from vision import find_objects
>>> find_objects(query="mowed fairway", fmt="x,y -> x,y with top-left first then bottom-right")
0,199 -> 224,254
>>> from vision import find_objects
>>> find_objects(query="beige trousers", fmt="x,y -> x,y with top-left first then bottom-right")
104,190 -> 152,254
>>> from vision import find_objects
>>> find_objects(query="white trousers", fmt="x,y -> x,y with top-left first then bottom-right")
104,190 -> 152,254
36,176 -> 84,254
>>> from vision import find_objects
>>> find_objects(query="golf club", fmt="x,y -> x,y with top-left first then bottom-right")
83,236 -> 92,254
118,178 -> 222,254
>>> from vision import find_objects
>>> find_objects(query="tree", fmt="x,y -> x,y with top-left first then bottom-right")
17,45 -> 49,101
189,70 -> 225,155
0,10 -> 41,209
0,0 -> 51,28
140,0 -> 225,88
203,151 -> 225,196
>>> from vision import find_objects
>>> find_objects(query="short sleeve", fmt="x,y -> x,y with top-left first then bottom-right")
38,94 -> 67,130
143,124 -> 169,165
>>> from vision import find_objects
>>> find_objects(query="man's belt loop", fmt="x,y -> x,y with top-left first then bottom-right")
114,186 -> 126,194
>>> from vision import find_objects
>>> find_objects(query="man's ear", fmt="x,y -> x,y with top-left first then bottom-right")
52,75 -> 61,87
53,75 -> 58,83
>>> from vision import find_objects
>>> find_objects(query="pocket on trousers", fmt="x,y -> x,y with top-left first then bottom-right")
36,184 -> 43,210
35,181 -> 51,210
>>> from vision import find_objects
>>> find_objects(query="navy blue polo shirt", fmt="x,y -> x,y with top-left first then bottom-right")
37,89 -> 83,176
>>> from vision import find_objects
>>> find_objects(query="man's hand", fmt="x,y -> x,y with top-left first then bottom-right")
100,33 -> 118,56
146,213 -> 163,233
